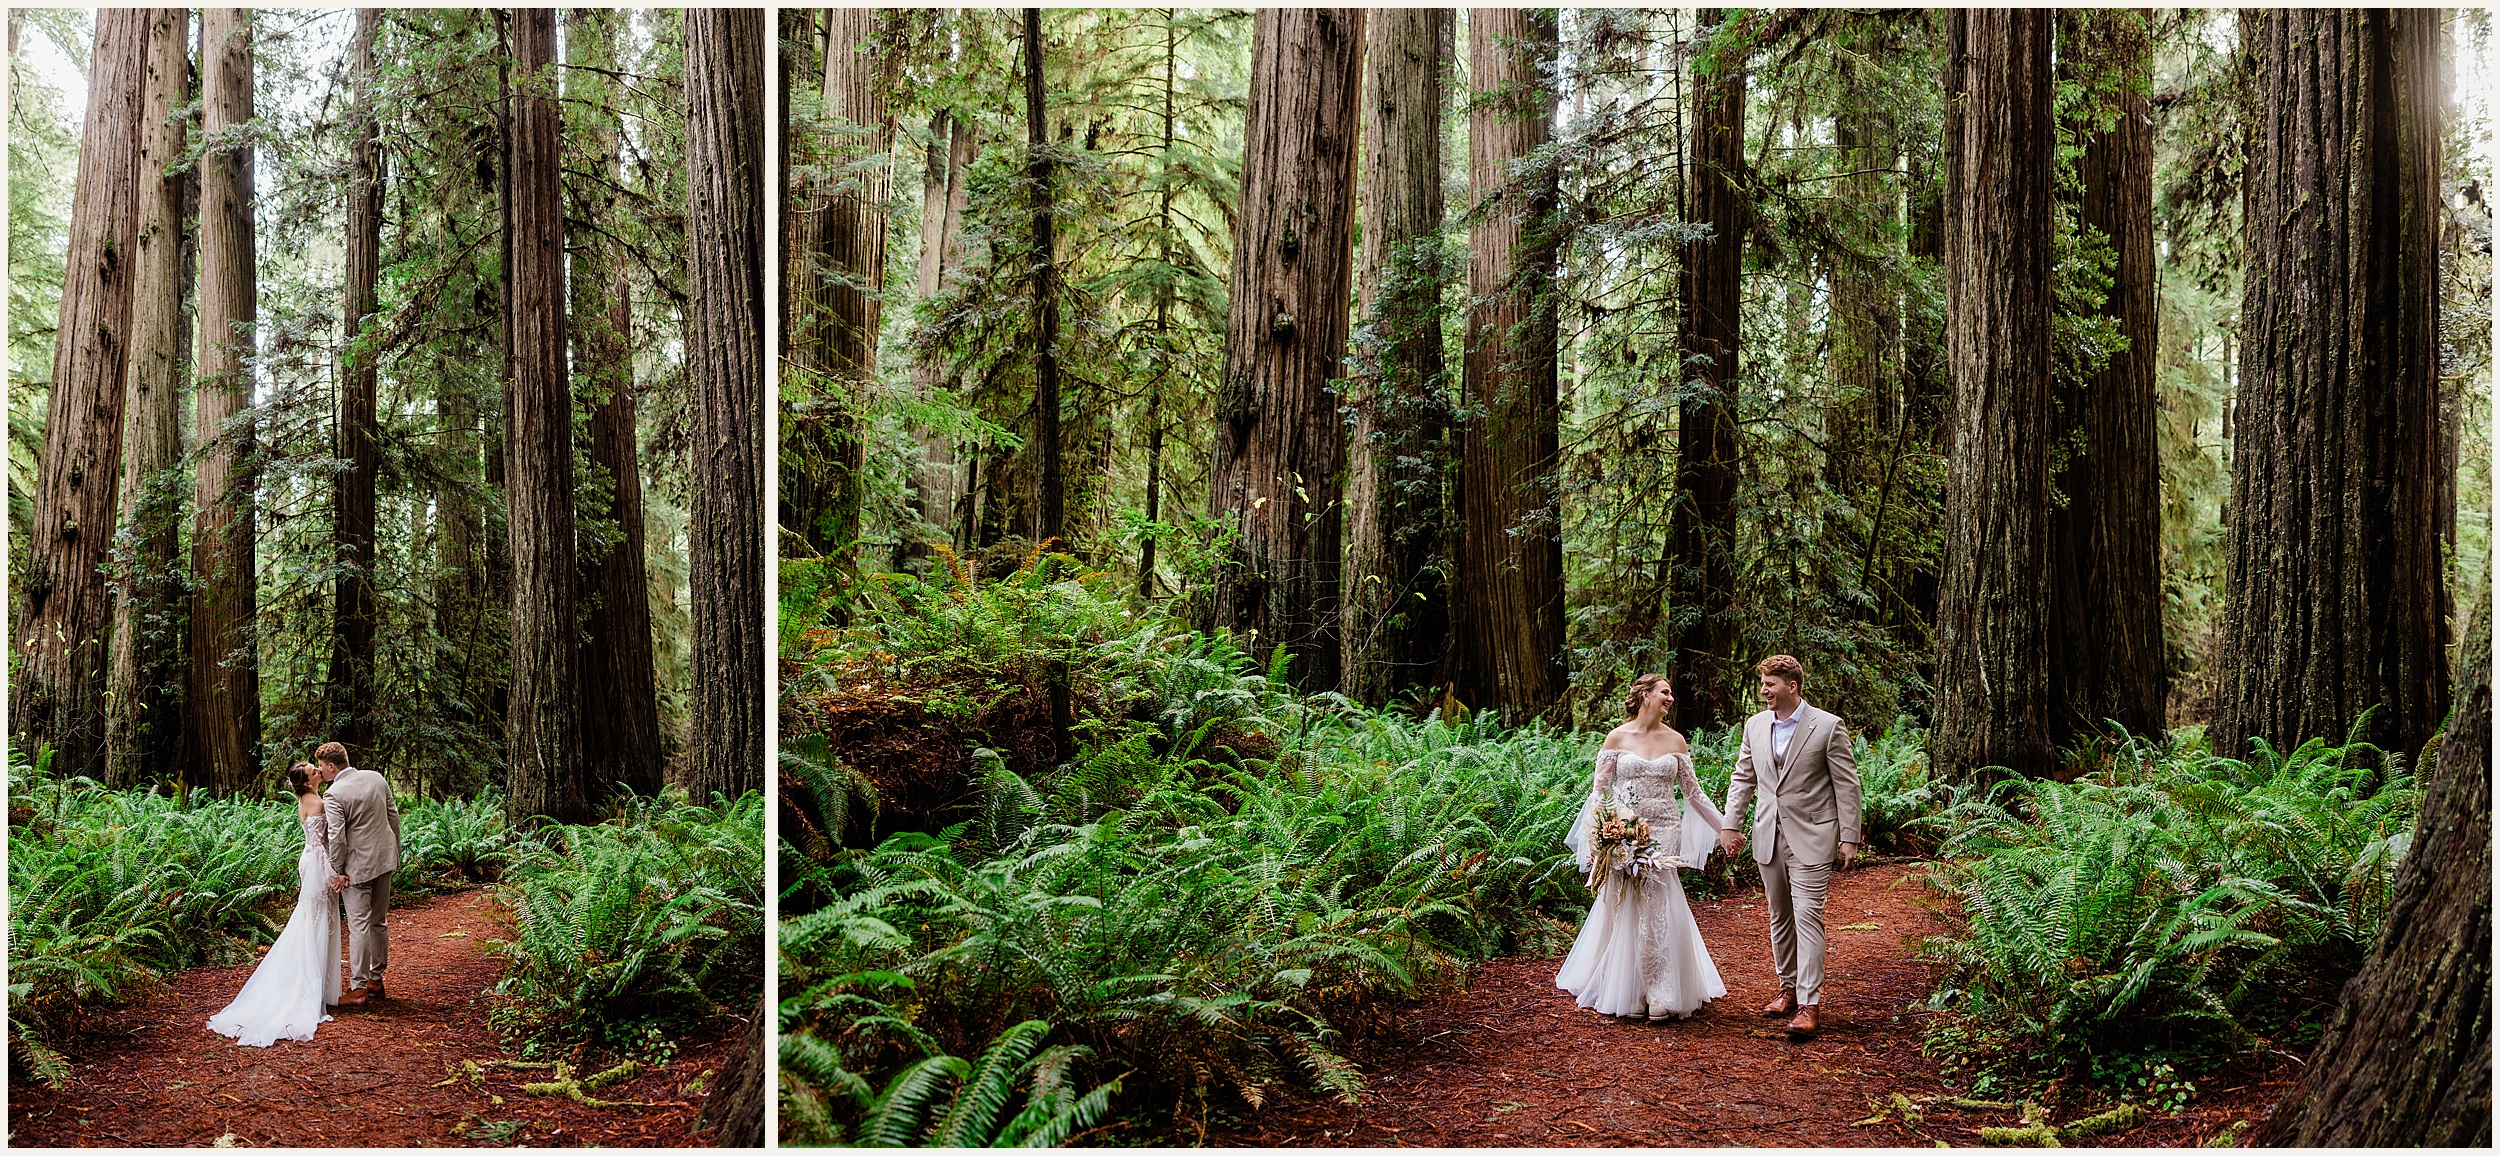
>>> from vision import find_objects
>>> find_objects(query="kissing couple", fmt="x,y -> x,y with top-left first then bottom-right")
206,742 -> 404,1047
1556,654 -> 1862,1040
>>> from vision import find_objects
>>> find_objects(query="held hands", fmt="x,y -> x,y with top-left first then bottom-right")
1719,828 -> 1744,857
329,874 -> 350,894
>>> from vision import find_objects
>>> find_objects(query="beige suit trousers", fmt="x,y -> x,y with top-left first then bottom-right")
344,873 -> 392,990
1759,826 -> 1831,1006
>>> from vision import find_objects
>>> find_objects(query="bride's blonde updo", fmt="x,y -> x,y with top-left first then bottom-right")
1622,672 -> 1672,720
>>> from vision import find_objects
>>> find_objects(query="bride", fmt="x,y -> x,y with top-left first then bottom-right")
208,762 -> 343,1046
1556,673 -> 1729,1020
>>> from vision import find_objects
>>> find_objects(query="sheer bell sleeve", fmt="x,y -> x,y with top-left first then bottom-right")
1677,755 -> 1726,870
1564,749 -> 1623,873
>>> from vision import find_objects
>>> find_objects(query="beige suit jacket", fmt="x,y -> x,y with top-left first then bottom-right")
322,766 -> 402,884
1722,702 -> 1861,866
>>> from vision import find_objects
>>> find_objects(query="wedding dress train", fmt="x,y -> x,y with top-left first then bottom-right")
207,813 -> 343,1046
1556,750 -> 1729,1019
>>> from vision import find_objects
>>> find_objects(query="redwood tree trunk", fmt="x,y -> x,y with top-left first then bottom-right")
191,7 -> 259,796
1667,9 -> 1745,733
1025,8 -> 1065,548
503,8 -> 590,828
2215,8 -> 2450,764
784,8 -> 888,561
1457,7 -> 1565,721
1342,6 -> 1450,707
692,993 -> 766,1145
333,7 -> 384,764
907,111 -> 974,564
1210,7 -> 1364,692
684,8 -> 765,804
104,7 -> 192,789
2256,593 -> 2489,1146
1933,8 -> 2056,779
2047,9 -> 2166,745
14,10 -> 148,780
568,6 -> 663,801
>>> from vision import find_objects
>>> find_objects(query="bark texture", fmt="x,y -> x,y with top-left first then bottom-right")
18,11 -> 149,779
568,6 -> 664,801
1934,8 -> 2057,779
684,8 -> 766,803
333,7 -> 384,762
191,7 -> 259,795
2256,592 -> 2490,1147
2215,8 -> 2450,763
1342,6 -> 1451,707
1457,8 -> 1566,722
692,994 -> 765,1145
502,9 -> 590,827
1668,9 -> 1746,733
784,9 -> 888,559
2047,10 -> 2167,745
1210,7 -> 1365,691
1024,8 -> 1065,548
104,7 -> 193,789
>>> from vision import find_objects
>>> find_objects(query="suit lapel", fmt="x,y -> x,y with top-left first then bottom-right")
1772,703 -> 1822,792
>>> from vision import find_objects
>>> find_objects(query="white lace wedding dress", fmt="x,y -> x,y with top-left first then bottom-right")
1556,750 -> 1729,1019
207,812 -> 342,1046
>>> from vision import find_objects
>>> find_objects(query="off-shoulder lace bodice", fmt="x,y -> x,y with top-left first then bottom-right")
1594,751 -> 1728,844
299,812 -> 333,879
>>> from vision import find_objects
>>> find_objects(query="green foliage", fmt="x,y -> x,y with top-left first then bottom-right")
488,790 -> 765,1055
781,1000 -> 1124,1148
1917,723 -> 2419,1088
780,557 -> 1956,1137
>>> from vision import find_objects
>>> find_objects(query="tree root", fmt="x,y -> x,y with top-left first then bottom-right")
2201,1119 -> 2250,1148
432,1058 -> 562,1087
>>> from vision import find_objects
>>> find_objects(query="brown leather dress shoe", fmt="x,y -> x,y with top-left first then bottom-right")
1760,989 -> 1798,1018
1785,1004 -> 1821,1040
336,988 -> 372,1007
367,982 -> 387,1001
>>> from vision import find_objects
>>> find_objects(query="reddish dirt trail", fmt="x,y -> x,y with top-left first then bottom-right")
1210,863 -> 2290,1148
7,890 -> 742,1148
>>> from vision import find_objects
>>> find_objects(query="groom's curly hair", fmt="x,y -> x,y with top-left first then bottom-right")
314,741 -> 349,769
1757,654 -> 1806,684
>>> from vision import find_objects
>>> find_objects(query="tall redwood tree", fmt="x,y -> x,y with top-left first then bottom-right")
191,7 -> 260,795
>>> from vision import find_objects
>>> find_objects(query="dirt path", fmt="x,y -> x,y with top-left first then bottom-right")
7,890 -> 743,1148
1210,863 -> 2290,1148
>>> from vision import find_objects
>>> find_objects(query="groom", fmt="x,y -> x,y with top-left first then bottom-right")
318,741 -> 402,1006
1718,655 -> 1860,1041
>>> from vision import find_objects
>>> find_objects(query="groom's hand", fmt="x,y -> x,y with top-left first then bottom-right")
329,874 -> 350,894
1719,828 -> 1743,857
1837,842 -> 1859,870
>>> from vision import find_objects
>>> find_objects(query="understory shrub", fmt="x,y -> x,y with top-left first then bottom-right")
489,789 -> 766,1056
1917,722 -> 2418,1089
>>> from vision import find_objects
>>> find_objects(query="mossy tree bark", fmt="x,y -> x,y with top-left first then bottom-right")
191,7 -> 260,796
1667,9 -> 1746,733
502,8 -> 591,828
1457,7 -> 1566,722
684,8 -> 766,804
2215,8 -> 2450,764
104,7 -> 193,789
1210,7 -> 1365,691
1934,8 -> 2057,779
15,9 -> 148,780
2046,9 -> 2167,745
1343,7 -> 1451,707
1023,8 -> 1066,549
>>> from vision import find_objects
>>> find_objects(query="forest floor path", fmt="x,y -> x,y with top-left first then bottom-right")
7,890 -> 738,1148
1210,863 -> 2294,1148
